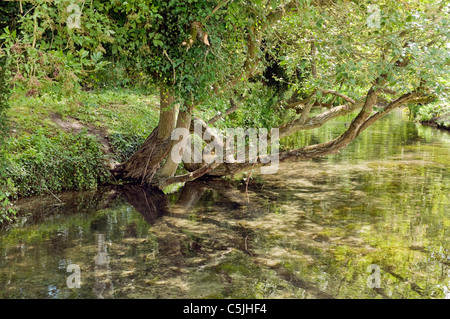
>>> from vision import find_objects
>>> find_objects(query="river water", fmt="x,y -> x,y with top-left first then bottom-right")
0,108 -> 449,299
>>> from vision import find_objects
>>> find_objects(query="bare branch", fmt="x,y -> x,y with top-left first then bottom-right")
159,162 -> 221,188
208,97 -> 241,125
212,90 -> 420,176
205,88 -> 378,176
278,100 -> 364,138
320,90 -> 356,104
356,91 -> 419,134
380,88 -> 398,95
298,97 -> 316,125
203,0 -> 232,23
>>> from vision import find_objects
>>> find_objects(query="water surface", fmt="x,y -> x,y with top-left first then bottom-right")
0,109 -> 449,299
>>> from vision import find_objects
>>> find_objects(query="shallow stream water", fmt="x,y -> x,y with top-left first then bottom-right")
0,109 -> 449,299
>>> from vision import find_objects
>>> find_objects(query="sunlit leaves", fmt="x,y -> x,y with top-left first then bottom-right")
278,0 -> 449,101
1,0 -> 448,108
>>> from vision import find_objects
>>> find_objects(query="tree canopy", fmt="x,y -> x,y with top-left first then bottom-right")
0,0 -> 449,187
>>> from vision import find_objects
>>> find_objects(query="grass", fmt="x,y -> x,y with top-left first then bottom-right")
0,87 -> 161,216
9,87 -> 160,135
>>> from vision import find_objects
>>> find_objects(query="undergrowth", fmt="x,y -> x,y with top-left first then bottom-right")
0,87 -> 160,225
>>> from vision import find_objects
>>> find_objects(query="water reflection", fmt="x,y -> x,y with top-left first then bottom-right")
93,234 -> 114,299
0,110 -> 449,299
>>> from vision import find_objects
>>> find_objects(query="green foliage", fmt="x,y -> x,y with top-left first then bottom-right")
0,0 -> 282,102
0,0 -> 112,95
281,0 -> 449,100
0,55 -> 8,144
0,87 -> 159,204
95,0 -> 251,102
0,190 -> 16,225
0,0 -> 448,206
0,1 -> 22,31
197,81 -> 285,130
0,0 -> 448,101
109,132 -> 146,162
0,27 -> 110,95
408,76 -> 450,128
410,102 -> 450,127
0,129 -> 109,198
0,55 -> 14,224
0,174 -> 16,225
226,95 -> 284,129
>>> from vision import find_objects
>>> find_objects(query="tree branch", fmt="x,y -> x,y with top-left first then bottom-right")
356,91 -> 419,134
204,87 -> 378,176
203,0 -> 232,23
298,97 -> 316,125
278,100 -> 364,138
208,97 -> 241,125
320,90 -> 355,104
159,162 -> 221,188
211,90 -> 420,176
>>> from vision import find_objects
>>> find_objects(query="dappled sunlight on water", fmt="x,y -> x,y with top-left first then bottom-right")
0,109 -> 449,298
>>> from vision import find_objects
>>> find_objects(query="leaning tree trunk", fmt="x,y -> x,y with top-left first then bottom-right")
112,66 -> 423,189
112,86 -> 178,184
156,103 -> 194,180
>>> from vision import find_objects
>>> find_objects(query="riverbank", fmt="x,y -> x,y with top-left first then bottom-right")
411,103 -> 450,131
0,88 -> 161,222
2,89 -> 449,224
420,113 -> 450,131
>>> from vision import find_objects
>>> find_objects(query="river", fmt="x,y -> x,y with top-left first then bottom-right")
0,108 -> 449,299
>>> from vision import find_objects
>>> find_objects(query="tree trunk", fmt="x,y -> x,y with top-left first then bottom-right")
157,88 -> 178,139
112,81 -> 422,189
157,103 -> 194,180
112,86 -> 178,184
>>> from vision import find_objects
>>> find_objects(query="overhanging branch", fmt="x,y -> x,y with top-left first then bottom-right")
320,90 -> 356,104
207,97 -> 241,125
159,162 -> 221,188
278,100 -> 364,138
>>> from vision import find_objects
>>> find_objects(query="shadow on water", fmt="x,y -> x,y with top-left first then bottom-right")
0,109 -> 449,299
117,185 -> 169,226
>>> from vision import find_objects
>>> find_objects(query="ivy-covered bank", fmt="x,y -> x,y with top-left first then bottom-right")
0,87 -> 160,223
0,56 -> 14,223
408,78 -> 450,130
411,103 -> 450,130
